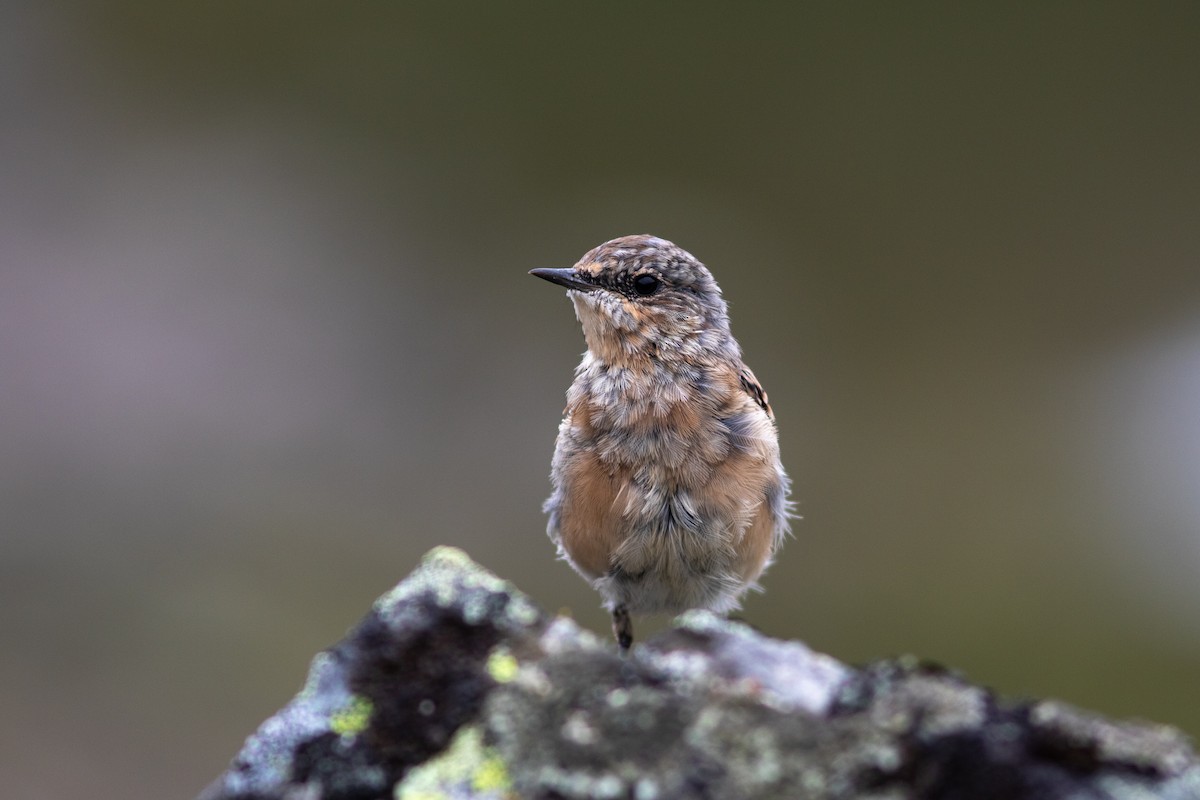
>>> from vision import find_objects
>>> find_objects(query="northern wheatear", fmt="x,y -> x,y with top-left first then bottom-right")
531,234 -> 792,651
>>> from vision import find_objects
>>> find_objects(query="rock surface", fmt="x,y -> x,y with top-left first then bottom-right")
199,547 -> 1200,800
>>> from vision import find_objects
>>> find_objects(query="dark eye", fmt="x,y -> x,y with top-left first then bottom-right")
633,274 -> 659,296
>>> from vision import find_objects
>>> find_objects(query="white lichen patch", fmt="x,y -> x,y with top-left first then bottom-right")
673,608 -> 742,636
512,662 -> 553,697
560,711 -> 599,746
373,547 -> 541,634
686,706 -> 787,792
658,610 -> 851,715
538,615 -> 603,655
606,688 -> 630,709
221,651 -> 359,797
869,675 -> 986,738
1030,700 -> 1196,775
632,776 -> 661,800
533,765 -> 629,800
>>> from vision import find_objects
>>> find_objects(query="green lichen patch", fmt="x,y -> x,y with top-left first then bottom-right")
395,725 -> 515,800
486,648 -> 520,684
330,695 -> 374,738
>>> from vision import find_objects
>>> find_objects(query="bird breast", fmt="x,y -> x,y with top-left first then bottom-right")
554,356 -> 777,534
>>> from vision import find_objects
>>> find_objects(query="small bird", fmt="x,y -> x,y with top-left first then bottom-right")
531,234 -> 791,651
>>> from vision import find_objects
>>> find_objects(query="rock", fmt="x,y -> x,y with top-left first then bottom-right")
199,547 -> 1200,800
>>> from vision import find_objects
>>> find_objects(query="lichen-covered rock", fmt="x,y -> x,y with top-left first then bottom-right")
200,547 -> 1200,800
198,547 -> 545,800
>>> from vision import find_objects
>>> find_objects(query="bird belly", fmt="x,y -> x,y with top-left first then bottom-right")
546,371 -> 787,617
599,482 -> 776,615
550,457 -> 778,616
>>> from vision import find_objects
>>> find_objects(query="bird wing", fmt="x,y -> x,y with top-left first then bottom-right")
737,365 -> 773,419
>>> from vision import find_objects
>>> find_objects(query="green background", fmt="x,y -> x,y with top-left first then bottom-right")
3,4 -> 1199,797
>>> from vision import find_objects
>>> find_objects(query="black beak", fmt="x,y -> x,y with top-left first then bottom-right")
529,267 -> 597,292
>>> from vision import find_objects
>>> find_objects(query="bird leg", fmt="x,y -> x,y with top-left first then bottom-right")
611,604 -> 633,652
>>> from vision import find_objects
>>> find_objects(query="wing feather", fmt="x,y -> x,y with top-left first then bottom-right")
737,365 -> 773,418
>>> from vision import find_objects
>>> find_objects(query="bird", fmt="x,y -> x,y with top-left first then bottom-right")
530,234 -> 791,651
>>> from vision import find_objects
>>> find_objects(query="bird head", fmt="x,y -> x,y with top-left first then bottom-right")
531,235 -> 737,366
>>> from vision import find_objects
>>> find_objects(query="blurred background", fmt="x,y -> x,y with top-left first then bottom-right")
2,3 -> 1199,797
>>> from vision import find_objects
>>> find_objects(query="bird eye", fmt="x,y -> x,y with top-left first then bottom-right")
633,274 -> 660,296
